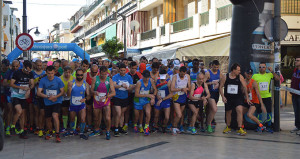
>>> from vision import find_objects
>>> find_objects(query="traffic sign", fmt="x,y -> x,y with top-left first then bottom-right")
15,33 -> 34,51
264,18 -> 288,42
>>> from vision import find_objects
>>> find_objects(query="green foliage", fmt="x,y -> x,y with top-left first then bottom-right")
102,36 -> 124,59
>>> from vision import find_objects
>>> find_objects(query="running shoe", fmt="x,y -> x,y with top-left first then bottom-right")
122,125 -> 128,132
5,128 -> 11,136
114,129 -> 120,137
134,126 -> 139,133
152,125 -> 159,133
34,129 -> 39,135
200,127 -> 206,132
139,127 -> 144,133
56,134 -> 61,143
20,132 -> 28,139
89,130 -> 101,137
172,128 -> 177,135
187,127 -> 193,133
256,126 -> 266,133
162,127 -> 166,134
237,128 -> 247,136
191,127 -> 197,135
38,130 -> 44,137
120,127 -> 128,135
106,131 -> 111,140
179,125 -> 185,133
15,129 -> 21,135
290,127 -> 299,133
207,125 -> 213,133
144,127 -> 150,136
80,134 -> 89,140
167,124 -> 172,130
266,127 -> 274,133
223,126 -> 231,134
60,128 -> 66,133
45,134 -> 52,140
63,131 -> 71,137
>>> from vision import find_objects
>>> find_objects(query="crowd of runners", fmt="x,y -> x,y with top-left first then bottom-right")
0,56 -> 281,142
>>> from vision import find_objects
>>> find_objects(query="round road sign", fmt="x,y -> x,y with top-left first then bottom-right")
16,33 -> 34,51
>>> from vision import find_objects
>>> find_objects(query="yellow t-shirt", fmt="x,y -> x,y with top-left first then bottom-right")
60,75 -> 74,93
252,73 -> 273,98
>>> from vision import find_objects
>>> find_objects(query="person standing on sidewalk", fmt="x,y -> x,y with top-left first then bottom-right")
291,56 -> 300,134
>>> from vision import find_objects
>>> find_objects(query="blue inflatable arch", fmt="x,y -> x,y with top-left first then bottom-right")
7,43 -> 90,62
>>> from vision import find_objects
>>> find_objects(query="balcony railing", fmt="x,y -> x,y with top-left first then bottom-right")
200,12 -> 209,26
141,29 -> 156,41
281,0 -> 300,14
161,26 -> 165,36
87,45 -> 103,55
217,4 -> 232,21
171,17 -> 193,33
85,0 -> 103,16
85,15 -> 112,37
70,20 -> 79,31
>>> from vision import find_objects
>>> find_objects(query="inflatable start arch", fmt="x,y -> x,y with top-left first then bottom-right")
7,43 -> 90,62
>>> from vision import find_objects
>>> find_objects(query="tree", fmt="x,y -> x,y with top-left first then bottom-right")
102,36 -> 124,59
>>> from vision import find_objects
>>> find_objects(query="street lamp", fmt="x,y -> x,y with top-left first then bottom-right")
76,37 -> 86,60
110,11 -> 127,58
28,27 -> 40,36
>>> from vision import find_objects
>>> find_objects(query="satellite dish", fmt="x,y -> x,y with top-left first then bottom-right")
130,20 -> 140,32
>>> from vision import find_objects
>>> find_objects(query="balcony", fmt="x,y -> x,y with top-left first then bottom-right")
85,15 -> 112,37
141,29 -> 156,41
217,4 -> 232,21
139,0 -> 163,11
281,0 -> 300,14
70,20 -> 79,31
200,12 -> 209,26
87,45 -> 103,55
85,0 -> 104,17
171,17 -> 193,33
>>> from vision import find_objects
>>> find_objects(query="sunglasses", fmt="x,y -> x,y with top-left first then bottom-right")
259,66 -> 266,69
76,74 -> 84,76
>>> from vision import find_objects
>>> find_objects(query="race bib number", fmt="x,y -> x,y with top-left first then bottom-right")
259,82 -> 269,91
227,85 -> 238,94
212,80 -> 219,90
119,81 -> 129,91
177,86 -> 185,95
72,96 -> 82,105
248,93 -> 252,100
19,84 -> 29,94
46,89 -> 57,96
140,90 -> 149,95
193,94 -> 201,101
95,93 -> 106,102
158,90 -> 166,98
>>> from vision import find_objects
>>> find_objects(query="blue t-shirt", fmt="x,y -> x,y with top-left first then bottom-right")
39,76 -> 64,106
112,73 -> 133,99
4,69 -> 14,95
146,67 -> 152,72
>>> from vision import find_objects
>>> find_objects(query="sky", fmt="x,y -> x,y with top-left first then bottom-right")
10,0 -> 87,39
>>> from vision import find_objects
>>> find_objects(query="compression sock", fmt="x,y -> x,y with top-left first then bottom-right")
80,123 -> 86,134
62,115 -> 68,129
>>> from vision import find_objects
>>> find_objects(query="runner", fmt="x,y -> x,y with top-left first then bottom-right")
171,66 -> 191,135
153,69 -> 173,133
150,62 -> 160,81
66,68 -> 90,140
1,59 -> 10,136
244,69 -> 267,132
187,72 -> 210,134
10,60 -> 34,139
112,63 -> 133,137
219,63 -> 251,136
188,59 -> 201,83
291,56 -> 300,134
134,70 -> 157,136
32,60 -> 46,136
60,66 -> 74,133
124,61 -> 142,134
90,66 -> 115,140
204,60 -> 221,132
53,61 -> 61,77
252,62 -> 280,132
37,66 -> 64,142
85,64 -> 99,132
199,60 -> 208,73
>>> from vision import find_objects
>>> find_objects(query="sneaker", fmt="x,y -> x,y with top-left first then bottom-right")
162,127 -> 166,134
80,134 -> 88,140
144,127 -> 150,136
256,126 -> 266,133
123,125 -> 128,132
106,131 -> 111,140
114,129 -> 120,137
134,126 -> 139,133
290,127 -> 299,133
60,128 -> 66,133
5,129 -> 11,136
63,131 -> 71,137
89,130 -> 101,137
45,134 -> 52,140
237,128 -> 247,136
19,132 -> 28,139
167,124 -> 172,130
15,129 -> 21,135
120,128 -> 128,135
139,127 -> 144,133
186,127 -> 193,133
38,130 -> 44,137
172,128 -> 177,135
223,126 -> 231,134
11,127 -> 16,135
179,125 -> 185,133
152,125 -> 159,133
191,127 -> 197,135
207,125 -> 213,133
56,134 -> 61,143
266,127 -> 274,133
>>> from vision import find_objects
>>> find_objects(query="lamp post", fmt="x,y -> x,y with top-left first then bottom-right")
110,12 -> 127,58
22,0 -> 28,58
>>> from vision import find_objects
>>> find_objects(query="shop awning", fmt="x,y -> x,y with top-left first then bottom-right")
90,52 -> 106,58
90,30 -> 105,39
133,32 -> 230,60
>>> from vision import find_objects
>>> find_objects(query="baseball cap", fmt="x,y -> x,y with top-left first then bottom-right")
159,74 -> 167,79
72,58 -> 79,62
112,61 -> 118,65
246,68 -> 253,74
32,58 -> 39,63
47,61 -> 53,66
188,62 -> 193,67
142,70 -> 151,78
173,60 -> 180,68
161,59 -> 168,66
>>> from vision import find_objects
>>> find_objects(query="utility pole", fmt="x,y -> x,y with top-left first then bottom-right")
273,0 -> 281,132
22,0 -> 28,59
0,0 -> 3,95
